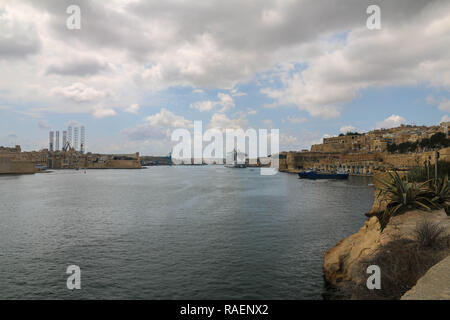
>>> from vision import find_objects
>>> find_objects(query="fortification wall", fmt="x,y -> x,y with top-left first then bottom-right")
0,157 -> 36,174
85,159 -> 142,169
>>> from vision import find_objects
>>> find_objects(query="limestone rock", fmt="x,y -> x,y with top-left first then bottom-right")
323,209 -> 450,286
401,255 -> 450,300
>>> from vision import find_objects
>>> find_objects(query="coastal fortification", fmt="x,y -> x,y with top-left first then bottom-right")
279,122 -> 450,176
0,146 -> 36,174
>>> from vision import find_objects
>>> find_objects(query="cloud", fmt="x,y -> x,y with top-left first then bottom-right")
125,104 -> 140,114
146,108 -> 192,128
122,108 -> 192,142
339,125 -> 358,134
190,100 -> 216,112
261,1 -> 450,118
441,115 -> 450,122
190,92 -> 235,112
51,83 -> 108,103
1,0 -> 448,120
93,107 -> 117,118
0,4 -> 41,59
37,120 -> 51,130
208,113 -> 248,130
376,115 -> 406,129
46,58 -> 110,77
438,100 -> 450,112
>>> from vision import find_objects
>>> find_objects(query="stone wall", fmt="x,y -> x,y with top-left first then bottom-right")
282,151 -> 382,176
85,159 -> 142,169
0,157 -> 36,174
281,147 -> 450,177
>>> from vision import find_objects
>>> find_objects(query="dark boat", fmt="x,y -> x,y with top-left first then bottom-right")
298,170 -> 349,180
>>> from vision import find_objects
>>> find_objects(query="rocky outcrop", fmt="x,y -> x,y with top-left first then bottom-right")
324,209 -> 450,286
401,255 -> 450,300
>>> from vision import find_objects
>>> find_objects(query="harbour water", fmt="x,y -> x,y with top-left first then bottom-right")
0,167 -> 373,299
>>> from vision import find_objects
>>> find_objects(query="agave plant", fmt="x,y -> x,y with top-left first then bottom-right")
376,171 -> 436,231
431,175 -> 450,216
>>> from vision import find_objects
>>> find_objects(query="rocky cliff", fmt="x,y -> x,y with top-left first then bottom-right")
323,209 -> 450,287
401,255 -> 450,300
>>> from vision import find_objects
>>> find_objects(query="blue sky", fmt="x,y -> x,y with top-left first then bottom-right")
1,0 -> 450,155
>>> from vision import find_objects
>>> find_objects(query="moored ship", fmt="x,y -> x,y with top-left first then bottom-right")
298,170 -> 349,180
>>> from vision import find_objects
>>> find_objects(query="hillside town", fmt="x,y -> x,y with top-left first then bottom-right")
279,121 -> 450,175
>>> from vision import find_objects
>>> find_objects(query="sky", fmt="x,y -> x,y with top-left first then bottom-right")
1,0 -> 450,155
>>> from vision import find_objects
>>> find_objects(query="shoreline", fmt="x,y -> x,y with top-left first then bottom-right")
323,172 -> 450,299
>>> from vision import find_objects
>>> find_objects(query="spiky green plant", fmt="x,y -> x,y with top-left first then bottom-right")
376,172 -> 436,231
431,175 -> 450,216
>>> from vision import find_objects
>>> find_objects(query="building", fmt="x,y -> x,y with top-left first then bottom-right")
280,122 -> 450,176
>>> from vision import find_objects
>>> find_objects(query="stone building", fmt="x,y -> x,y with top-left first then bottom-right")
279,122 -> 450,176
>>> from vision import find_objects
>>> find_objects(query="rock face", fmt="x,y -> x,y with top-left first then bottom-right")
323,209 -> 450,286
401,255 -> 450,300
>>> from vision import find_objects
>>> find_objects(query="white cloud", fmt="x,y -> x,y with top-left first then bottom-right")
1,1 -> 448,120
339,125 -> 358,134
376,115 -> 406,129
217,93 -> 235,111
146,108 -> 192,129
438,100 -> 450,112
441,115 -> 450,122
93,107 -> 117,118
247,108 -> 257,115
190,92 -> 235,112
190,100 -> 216,112
208,113 -> 248,130
122,108 -> 193,144
262,2 -> 450,118
51,83 -> 108,103
125,104 -> 140,114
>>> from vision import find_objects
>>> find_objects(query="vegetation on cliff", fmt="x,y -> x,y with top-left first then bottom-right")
323,209 -> 450,300
376,171 -> 450,230
350,220 -> 449,300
